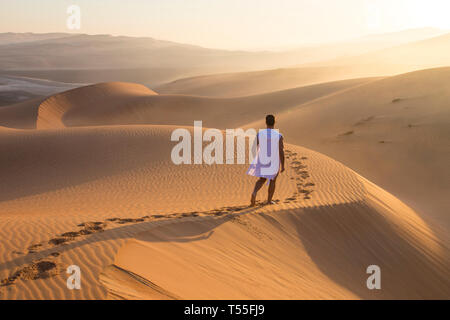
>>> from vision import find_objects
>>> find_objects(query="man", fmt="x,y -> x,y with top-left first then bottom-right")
247,114 -> 285,206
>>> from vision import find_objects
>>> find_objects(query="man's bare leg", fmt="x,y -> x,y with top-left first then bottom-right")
251,178 -> 266,206
267,176 -> 278,204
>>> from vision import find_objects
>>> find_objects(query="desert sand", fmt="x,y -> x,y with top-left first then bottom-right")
1,78 -> 375,130
155,67 -> 381,97
0,73 -> 449,299
244,67 -> 450,232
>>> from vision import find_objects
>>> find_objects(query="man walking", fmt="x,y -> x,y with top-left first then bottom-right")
247,115 -> 285,206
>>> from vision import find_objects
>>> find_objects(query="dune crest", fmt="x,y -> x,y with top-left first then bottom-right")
36,82 -> 157,129
97,130 -> 449,300
26,78 -> 373,130
155,67 -> 381,97
1,125 -> 448,299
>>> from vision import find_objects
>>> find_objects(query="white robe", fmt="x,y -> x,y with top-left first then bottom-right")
247,129 -> 282,182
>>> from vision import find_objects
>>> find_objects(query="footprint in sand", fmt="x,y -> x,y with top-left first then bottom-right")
3,201 -> 273,289
27,243 -> 42,253
1,260 -> 64,287
284,150 -> 315,202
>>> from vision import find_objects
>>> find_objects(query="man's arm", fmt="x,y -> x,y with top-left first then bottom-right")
279,136 -> 285,172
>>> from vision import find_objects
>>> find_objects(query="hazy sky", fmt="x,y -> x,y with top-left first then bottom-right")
1,0 -> 450,50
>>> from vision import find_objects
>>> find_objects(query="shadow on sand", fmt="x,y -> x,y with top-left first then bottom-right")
1,201 -> 449,299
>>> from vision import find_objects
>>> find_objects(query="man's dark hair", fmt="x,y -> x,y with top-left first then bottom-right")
266,114 -> 275,126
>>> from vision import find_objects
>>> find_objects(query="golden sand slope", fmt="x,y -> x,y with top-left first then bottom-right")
36,82 -> 157,129
0,98 -> 44,129
154,33 -> 450,98
0,72 -> 448,300
0,125 -> 448,299
245,67 -> 450,231
155,67 -> 380,97
4,78 -> 371,130
13,68 -> 447,232
0,79 -> 373,131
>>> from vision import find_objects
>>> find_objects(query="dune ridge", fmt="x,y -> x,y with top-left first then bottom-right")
36,82 -> 157,129
0,78 -> 374,130
2,77 -> 372,130
0,125 -> 448,299
155,67 -> 382,97
98,128 -> 449,300
16,67 -> 449,231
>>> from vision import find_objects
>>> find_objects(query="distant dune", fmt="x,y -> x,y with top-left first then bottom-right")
310,33 -> 450,76
155,67 -> 382,97
0,78 -> 373,129
36,82 -> 157,129
0,98 -> 44,129
156,32 -> 450,97
1,68 -> 201,88
16,78 -> 373,130
0,33 -> 74,45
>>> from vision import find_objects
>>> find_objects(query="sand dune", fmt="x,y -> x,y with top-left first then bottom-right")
1,68 -> 206,89
36,82 -> 157,129
3,78 -> 371,130
2,68 -> 448,229
0,33 -> 74,45
0,125 -> 448,300
0,98 -> 44,129
103,176 -> 450,299
245,67 -> 450,231
155,67 -> 381,97
0,65 -> 448,300
156,33 -> 450,98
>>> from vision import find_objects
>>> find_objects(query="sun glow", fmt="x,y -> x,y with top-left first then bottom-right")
365,0 -> 450,32
2,0 -> 450,50
407,0 -> 450,29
